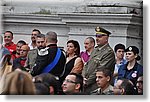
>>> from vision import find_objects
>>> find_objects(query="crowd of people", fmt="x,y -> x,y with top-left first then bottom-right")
0,26 -> 143,95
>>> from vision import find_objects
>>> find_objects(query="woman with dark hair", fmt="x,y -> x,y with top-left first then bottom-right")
33,73 -> 59,95
60,40 -> 83,84
118,46 -> 143,87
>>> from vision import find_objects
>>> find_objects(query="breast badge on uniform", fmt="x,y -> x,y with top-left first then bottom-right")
131,71 -> 137,78
94,58 -> 101,64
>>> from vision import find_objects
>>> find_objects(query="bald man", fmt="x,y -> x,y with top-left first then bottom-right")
13,45 -> 30,71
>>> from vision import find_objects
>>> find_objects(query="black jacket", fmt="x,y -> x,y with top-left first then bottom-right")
32,44 -> 66,77
13,57 -> 27,71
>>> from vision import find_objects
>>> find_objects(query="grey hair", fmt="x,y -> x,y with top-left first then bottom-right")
86,37 -> 95,46
45,31 -> 57,43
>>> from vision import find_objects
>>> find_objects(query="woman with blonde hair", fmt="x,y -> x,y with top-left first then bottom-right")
0,54 -> 12,94
1,69 -> 36,95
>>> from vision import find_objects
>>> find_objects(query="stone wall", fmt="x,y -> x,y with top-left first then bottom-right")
1,0 -> 143,64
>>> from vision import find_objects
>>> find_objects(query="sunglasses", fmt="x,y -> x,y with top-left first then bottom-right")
95,34 -> 107,38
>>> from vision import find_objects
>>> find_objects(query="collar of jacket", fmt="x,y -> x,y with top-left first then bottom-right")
123,62 -> 139,71
96,43 -> 109,51
37,47 -> 49,56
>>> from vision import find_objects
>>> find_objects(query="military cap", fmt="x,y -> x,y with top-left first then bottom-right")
125,46 -> 141,60
125,46 -> 139,54
95,26 -> 111,36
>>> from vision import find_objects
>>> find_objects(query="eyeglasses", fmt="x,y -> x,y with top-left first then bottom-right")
113,86 -> 122,90
95,34 -> 107,38
63,79 -> 77,84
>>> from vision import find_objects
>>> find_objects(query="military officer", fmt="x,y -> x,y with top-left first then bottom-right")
83,26 -> 115,94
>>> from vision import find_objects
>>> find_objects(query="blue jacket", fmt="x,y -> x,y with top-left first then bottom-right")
118,62 -> 143,86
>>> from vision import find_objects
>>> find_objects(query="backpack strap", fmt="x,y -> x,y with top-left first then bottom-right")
42,48 -> 61,73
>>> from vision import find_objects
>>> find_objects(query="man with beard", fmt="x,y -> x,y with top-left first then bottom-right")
31,31 -> 66,81
28,29 -> 41,50
25,34 -> 46,71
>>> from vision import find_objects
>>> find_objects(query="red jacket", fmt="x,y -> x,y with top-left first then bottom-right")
5,42 -> 16,60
